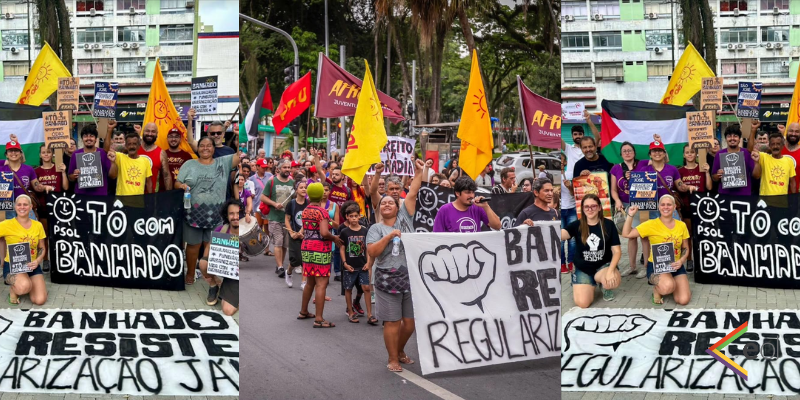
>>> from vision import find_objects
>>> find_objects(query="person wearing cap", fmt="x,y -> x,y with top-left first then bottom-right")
290,160 -> 300,177
250,158 -> 273,233
711,124 -> 756,196
166,127 -> 195,186
137,122 -> 171,192
537,165 -> 548,180
0,139 -> 54,221
63,124 -> 113,196
261,158 -> 295,277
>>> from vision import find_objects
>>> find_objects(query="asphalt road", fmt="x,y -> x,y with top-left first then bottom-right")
239,253 -> 560,400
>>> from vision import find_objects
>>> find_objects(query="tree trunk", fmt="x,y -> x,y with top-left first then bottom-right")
36,0 -> 73,108
428,25 -> 447,124
389,19 -> 411,107
373,19 -> 382,89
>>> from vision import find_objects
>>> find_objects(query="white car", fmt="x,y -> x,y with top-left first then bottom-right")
493,152 -> 562,186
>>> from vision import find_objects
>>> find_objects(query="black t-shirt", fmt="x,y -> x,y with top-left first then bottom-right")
339,225 -> 368,270
565,218 -> 620,275
573,154 -> 613,176
285,198 -> 308,232
214,145 -> 236,159
517,203 -> 560,222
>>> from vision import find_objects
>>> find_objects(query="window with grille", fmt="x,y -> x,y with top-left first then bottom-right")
564,63 -> 593,82
77,58 -> 113,77
1,0 -> 28,15
761,0 -> 789,11
720,59 -> 757,77
644,0 -> 671,15
3,61 -> 27,76
720,0 -> 749,12
593,32 -> 622,51
159,25 -> 193,42
117,58 -> 145,77
762,26 -> 789,42
595,62 -> 623,80
118,26 -> 146,42
647,61 -> 673,76
159,56 -> 192,75
720,27 -> 757,43
563,1 -> 589,18
161,0 -> 188,8
563,32 -> 590,51
646,30 -> 673,49
77,28 -> 113,44
2,30 -> 28,49
590,0 -> 620,17
761,58 -> 787,76
117,0 -> 145,10
76,0 -> 107,12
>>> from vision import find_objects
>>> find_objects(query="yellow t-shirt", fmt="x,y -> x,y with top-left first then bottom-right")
115,153 -> 153,196
758,154 -> 796,196
636,218 -> 689,264
0,218 -> 46,263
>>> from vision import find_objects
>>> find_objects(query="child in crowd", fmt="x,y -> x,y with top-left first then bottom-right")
339,203 -> 376,325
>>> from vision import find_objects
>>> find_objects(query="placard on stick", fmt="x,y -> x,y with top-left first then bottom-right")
57,77 -> 79,111
0,172 -> 13,211
76,152 -> 104,189
208,231 -> 239,280
629,171 -> 658,210
700,77 -> 723,111
687,110 -> 715,150
43,110 -> 72,167
7,242 -> 31,275
652,242 -> 675,275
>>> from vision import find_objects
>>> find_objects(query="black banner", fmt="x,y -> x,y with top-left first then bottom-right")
47,191 -> 185,291
691,192 -> 800,289
413,183 -> 535,232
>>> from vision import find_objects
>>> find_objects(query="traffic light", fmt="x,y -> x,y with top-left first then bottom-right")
284,66 -> 294,84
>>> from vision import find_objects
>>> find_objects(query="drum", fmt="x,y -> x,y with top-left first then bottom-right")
240,218 -> 270,256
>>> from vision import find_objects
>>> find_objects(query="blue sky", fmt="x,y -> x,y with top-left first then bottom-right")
199,0 -> 238,32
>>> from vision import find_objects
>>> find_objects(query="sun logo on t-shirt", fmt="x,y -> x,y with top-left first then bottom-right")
771,165 -> 786,180
127,166 -> 142,180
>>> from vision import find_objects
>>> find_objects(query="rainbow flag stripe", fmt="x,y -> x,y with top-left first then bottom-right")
706,322 -> 748,380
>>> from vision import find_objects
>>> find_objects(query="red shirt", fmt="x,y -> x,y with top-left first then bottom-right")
781,146 -> 800,191
678,165 -> 706,210
166,149 -> 194,184
325,178 -> 352,207
35,165 -> 63,214
138,146 -> 164,191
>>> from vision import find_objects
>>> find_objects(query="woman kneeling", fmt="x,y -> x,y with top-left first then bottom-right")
1,195 -> 47,305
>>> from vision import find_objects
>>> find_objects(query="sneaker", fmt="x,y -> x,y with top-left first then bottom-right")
277,267 -> 285,278
42,260 -> 50,273
602,287 -> 616,302
300,281 -> 307,291
619,265 -> 633,277
285,273 -> 293,287
353,302 -> 365,316
294,266 -> 302,275
568,263 -> 575,272
206,285 -> 220,306
334,275 -> 342,282
636,268 -> 647,279
275,266 -> 280,274
561,264 -> 569,274
686,260 -> 694,273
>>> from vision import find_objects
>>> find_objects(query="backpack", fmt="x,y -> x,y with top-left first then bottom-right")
258,177 -> 276,215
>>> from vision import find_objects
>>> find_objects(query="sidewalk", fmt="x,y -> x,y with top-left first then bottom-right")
561,236 -> 800,400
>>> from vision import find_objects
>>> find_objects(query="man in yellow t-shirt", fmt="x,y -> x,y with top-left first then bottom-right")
109,132 -> 153,196
753,133 -> 797,196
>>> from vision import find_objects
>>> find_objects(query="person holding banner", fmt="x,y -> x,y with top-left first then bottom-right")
366,159 -> 424,372
199,199 -> 240,315
752,133 -> 797,196
560,193 -> 621,307
711,125 -> 755,196
622,196 -> 692,306
1,140 -> 55,221
610,142 -> 643,278
518,178 -> 559,224
0,195 -> 47,305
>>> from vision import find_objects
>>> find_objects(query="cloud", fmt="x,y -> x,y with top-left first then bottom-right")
199,0 -> 238,32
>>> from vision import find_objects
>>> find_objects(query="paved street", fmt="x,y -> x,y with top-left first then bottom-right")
561,236 -> 800,400
240,253 -> 560,400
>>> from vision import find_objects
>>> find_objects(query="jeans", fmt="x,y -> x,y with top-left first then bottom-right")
561,207 -> 577,266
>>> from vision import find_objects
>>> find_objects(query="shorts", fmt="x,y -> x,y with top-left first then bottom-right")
288,237 -> 303,268
343,269 -> 369,290
571,264 -> 610,287
268,221 -> 288,249
184,223 -> 212,245
646,261 -> 687,285
374,290 -> 413,322
219,278 -> 239,309
3,261 -> 43,283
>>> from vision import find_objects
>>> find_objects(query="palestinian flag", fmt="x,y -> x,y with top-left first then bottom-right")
0,102 -> 50,165
600,100 -> 694,167
243,78 -> 273,140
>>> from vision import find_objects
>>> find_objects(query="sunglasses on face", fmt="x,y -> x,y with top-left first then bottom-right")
209,132 -> 223,137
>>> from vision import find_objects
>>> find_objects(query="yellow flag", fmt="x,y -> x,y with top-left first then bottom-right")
457,50 -> 494,180
661,42 -> 715,106
341,60 -> 387,183
17,43 -> 71,106
786,64 -> 800,130
144,59 -> 196,158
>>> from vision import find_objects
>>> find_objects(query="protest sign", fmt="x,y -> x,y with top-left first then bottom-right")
686,110 -> 715,150
413,183 -> 534,233
0,172 -> 14,211
572,173 -> 611,219
563,308 -> 800,395
191,76 -> 218,114
651,242 -> 675,274
628,171 -> 658,210
720,151 -> 748,189
691,192 -> 800,289
403,224 -> 561,375
92,82 -> 119,119
562,102 -> 585,120
76,151 -> 104,189
42,110 -> 71,151
208,231 -> 239,280
365,136 -> 417,176
700,77 -> 723,111
736,82 -> 762,119
0,309 -> 238,395
7,242 -> 30,275
56,77 -> 79,111
47,191 -> 185,291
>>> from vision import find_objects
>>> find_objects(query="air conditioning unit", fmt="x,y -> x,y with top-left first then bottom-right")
774,7 -> 780,15
83,43 -> 91,50
122,42 -> 130,49
89,7 -> 96,16
782,61 -> 789,67
655,47 -> 663,54
186,0 -> 195,8
565,15 -> 575,22
766,42 -> 774,49
649,12 -> 658,19
129,7 -> 136,14
137,61 -> 146,67
10,47 -> 18,54
736,43 -> 745,50
131,42 -> 139,49
92,43 -> 101,50
733,8 -> 740,16
160,64 -> 169,72
727,43 -> 735,50
5,13 -> 13,19
776,42 -> 784,49
594,14 -> 604,21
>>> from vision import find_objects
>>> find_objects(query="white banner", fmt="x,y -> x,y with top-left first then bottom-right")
0,309 -> 239,396
562,308 -> 800,395
366,136 -> 417,176
402,223 -> 561,375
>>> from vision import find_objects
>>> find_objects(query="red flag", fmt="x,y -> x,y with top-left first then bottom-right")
314,53 -> 405,123
272,72 -> 312,134
263,77 -> 274,111
517,76 -> 561,149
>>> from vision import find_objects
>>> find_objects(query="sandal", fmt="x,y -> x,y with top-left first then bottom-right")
313,320 -> 335,328
367,316 -> 378,325
387,363 -> 403,372
398,354 -> 415,365
652,293 -> 664,306
297,312 -> 316,320
348,313 -> 359,323
312,296 -> 333,304
7,293 -> 18,306
264,251 -> 274,257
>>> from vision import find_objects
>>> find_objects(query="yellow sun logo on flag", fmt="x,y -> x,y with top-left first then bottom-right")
153,96 -> 173,126
473,89 -> 487,119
